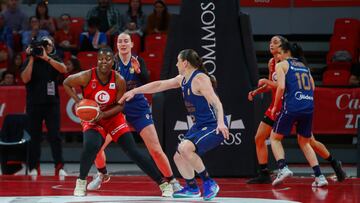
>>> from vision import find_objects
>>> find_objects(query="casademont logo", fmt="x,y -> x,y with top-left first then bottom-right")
173,115 -> 245,145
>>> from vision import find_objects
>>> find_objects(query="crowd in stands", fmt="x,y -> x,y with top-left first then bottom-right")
0,0 -> 171,86
0,0 -> 359,87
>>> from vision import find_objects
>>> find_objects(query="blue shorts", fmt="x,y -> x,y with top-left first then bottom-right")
273,111 -> 313,138
183,124 -> 224,156
124,97 -> 153,133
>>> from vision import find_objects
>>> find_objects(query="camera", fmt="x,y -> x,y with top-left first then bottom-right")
29,39 -> 49,57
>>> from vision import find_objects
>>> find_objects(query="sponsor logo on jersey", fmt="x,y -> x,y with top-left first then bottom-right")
95,90 -> 110,104
295,91 -> 313,101
109,83 -> 116,89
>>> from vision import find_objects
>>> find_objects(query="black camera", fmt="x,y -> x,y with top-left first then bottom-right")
29,39 -> 49,57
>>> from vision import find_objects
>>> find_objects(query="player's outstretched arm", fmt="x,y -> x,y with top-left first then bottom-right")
119,75 -> 183,103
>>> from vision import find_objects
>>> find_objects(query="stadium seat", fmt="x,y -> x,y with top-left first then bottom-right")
77,51 -> 97,70
322,69 -> 351,86
140,51 -> 164,82
333,18 -> 360,38
0,114 -> 31,175
326,61 -> 352,71
144,33 -> 167,54
327,35 -> 359,64
70,17 -> 85,41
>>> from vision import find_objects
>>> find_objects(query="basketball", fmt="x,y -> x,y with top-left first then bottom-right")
76,99 -> 99,122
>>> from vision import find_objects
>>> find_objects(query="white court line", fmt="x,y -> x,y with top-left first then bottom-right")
0,196 -> 301,203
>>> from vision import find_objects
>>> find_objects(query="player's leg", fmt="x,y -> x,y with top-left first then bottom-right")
297,114 -> 327,187
298,136 -> 328,187
308,135 -> 346,182
172,141 -> 201,198
175,127 -> 223,200
87,135 -> 112,190
271,112 -> 294,186
116,132 -> 173,197
247,119 -> 273,184
74,129 -> 104,196
139,125 -> 174,179
270,131 -> 293,186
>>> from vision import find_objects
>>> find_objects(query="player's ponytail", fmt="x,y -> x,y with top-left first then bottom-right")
179,49 -> 217,89
290,43 -> 308,66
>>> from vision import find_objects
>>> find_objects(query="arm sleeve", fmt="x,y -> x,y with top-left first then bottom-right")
137,57 -> 149,84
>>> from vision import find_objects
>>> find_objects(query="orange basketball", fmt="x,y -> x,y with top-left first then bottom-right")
76,99 -> 99,122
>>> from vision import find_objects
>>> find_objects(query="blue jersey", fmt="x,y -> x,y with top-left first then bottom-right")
117,57 -> 150,118
181,70 -> 217,127
283,58 -> 314,113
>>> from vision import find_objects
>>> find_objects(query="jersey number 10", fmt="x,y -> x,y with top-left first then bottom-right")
295,72 -> 312,90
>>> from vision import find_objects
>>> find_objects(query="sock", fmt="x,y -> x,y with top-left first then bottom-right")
312,165 -> 322,177
277,159 -> 287,170
185,178 -> 198,189
98,167 -> 108,175
198,169 -> 211,182
165,175 -> 175,182
260,164 -> 268,171
326,154 -> 334,162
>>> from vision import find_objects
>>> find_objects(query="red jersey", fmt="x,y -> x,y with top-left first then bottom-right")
265,58 -> 282,121
81,68 -> 130,142
83,68 -> 117,111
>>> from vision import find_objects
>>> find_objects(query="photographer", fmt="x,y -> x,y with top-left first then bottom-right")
21,36 -> 67,176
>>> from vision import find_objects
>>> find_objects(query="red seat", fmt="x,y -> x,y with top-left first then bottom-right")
333,18 -> 360,37
140,51 -> 164,82
322,70 -> 351,86
326,61 -> 352,71
70,17 -> 85,42
77,51 -> 97,70
327,34 -> 359,64
144,34 -> 167,54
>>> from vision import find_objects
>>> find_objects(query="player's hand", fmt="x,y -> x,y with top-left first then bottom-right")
216,122 -> 229,140
248,91 -> 254,101
258,78 -> 267,87
119,90 -> 135,104
90,111 -> 104,123
131,56 -> 141,74
271,107 -> 277,118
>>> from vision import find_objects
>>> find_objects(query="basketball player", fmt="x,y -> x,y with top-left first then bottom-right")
120,49 -> 229,201
270,41 -> 327,187
86,32 -> 180,197
247,36 -> 346,184
63,47 -> 170,196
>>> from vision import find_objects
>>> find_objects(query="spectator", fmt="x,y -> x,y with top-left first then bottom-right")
349,61 -> 360,86
3,0 -> 28,34
20,36 -> 67,176
8,53 -> 23,84
120,0 -> 146,36
35,1 -> 56,35
79,17 -> 107,51
145,0 -> 171,35
85,0 -> 121,36
54,13 -> 78,55
0,70 -> 16,85
0,13 -> 14,57
0,0 -> 7,12
59,56 -> 81,83
21,16 -> 49,49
